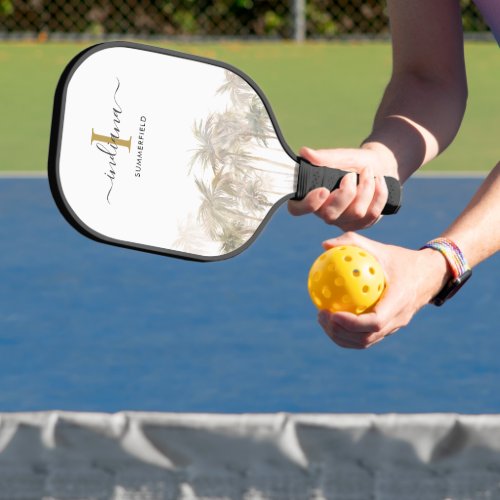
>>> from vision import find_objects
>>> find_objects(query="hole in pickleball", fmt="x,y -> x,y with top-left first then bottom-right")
359,251 -> 367,257
352,269 -> 360,277
362,285 -> 369,293
344,256 -> 352,262
322,286 -> 332,299
334,277 -> 344,286
378,284 -> 382,291
342,295 -> 351,304
313,294 -> 322,307
369,267 -> 376,275
313,271 -> 321,282
356,306 -> 366,314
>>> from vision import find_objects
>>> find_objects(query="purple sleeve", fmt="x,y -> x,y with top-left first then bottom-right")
473,0 -> 500,45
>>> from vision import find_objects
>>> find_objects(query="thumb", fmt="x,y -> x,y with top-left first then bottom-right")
322,231 -> 370,250
298,146 -> 324,165
299,146 -> 366,171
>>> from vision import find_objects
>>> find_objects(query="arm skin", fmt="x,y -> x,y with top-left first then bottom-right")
301,0 -> 498,347
288,0 -> 468,230
318,162 -> 500,349
441,163 -> 500,268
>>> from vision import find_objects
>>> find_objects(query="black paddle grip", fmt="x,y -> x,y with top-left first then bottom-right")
293,157 -> 402,215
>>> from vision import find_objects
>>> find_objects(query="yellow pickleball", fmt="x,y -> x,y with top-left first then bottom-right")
308,245 -> 385,314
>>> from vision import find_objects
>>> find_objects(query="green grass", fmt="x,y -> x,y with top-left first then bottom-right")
0,40 -> 497,172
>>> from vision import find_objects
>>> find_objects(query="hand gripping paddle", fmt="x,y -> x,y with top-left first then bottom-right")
48,41 -> 401,261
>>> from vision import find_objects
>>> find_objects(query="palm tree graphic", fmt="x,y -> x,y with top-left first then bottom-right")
181,69 -> 294,254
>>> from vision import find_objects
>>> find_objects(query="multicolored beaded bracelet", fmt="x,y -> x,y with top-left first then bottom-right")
420,237 -> 472,306
421,238 -> 470,278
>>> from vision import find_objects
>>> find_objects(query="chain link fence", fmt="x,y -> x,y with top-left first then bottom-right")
0,0 -> 491,40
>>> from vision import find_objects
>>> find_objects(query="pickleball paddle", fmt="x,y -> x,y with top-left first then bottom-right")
48,41 -> 401,261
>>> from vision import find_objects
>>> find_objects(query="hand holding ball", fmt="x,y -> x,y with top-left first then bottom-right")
308,245 -> 385,314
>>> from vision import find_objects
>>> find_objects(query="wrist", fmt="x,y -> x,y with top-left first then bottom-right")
361,141 -> 399,178
418,248 -> 453,303
420,238 -> 472,306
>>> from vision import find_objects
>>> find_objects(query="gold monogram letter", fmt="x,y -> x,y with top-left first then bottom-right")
91,129 -> 132,151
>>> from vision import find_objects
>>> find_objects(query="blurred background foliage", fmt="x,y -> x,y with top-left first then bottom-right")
0,0 -> 490,39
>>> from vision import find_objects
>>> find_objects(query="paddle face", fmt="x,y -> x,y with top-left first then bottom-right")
49,42 -> 298,261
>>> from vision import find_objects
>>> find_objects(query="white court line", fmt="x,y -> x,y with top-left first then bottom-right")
0,170 -> 489,179
414,170 -> 487,178
0,171 -> 47,178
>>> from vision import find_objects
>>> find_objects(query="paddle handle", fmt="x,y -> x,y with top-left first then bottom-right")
293,157 -> 402,215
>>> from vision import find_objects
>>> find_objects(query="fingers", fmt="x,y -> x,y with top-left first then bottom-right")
318,307 -> 398,350
322,231 -> 378,253
337,174 -> 388,231
288,169 -> 378,227
348,165 -> 376,219
288,188 -> 330,216
330,167 -> 385,231
288,147 -> 389,230
299,146 -> 368,169
367,175 -> 389,221
288,146 -> 333,216
314,172 -> 358,223
314,234 -> 424,349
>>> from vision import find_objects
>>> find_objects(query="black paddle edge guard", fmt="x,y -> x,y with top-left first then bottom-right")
293,158 -> 402,215
47,41 -> 297,262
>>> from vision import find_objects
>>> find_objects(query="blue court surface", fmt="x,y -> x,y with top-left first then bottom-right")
0,176 -> 498,413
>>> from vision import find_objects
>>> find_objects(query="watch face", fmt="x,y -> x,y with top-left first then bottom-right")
432,269 -> 472,306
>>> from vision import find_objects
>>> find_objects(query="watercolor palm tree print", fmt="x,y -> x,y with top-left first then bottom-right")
180,70 -> 295,256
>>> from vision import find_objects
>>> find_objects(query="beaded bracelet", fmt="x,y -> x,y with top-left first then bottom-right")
420,238 -> 472,306
421,238 -> 470,278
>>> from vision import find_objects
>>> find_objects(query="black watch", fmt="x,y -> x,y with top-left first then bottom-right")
431,268 -> 472,306
421,238 -> 472,307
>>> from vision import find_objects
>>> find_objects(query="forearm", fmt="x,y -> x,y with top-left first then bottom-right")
418,162 -> 500,303
363,73 -> 467,182
441,162 -> 500,267
361,0 -> 467,183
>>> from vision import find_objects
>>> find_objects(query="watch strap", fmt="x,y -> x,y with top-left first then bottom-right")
421,238 -> 472,306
